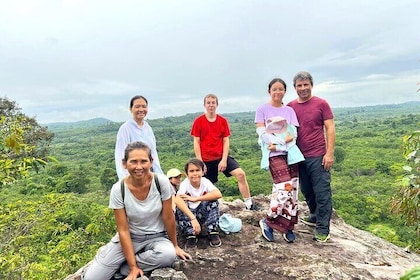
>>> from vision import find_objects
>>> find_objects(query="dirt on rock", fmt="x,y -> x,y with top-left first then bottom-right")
66,195 -> 420,280
175,195 -> 420,280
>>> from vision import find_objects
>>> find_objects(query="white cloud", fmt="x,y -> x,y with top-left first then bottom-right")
0,0 -> 419,123
314,71 -> 420,108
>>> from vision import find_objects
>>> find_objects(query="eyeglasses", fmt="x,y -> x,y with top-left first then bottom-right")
171,175 -> 182,179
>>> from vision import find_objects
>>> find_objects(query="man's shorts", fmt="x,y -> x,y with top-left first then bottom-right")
204,156 -> 240,183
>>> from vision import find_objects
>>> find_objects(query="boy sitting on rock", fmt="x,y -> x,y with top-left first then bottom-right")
175,158 -> 223,249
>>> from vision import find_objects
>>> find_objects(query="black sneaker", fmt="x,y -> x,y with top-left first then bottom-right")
209,231 -> 222,247
300,216 -> 316,227
313,232 -> 330,243
185,235 -> 197,249
248,203 -> 260,211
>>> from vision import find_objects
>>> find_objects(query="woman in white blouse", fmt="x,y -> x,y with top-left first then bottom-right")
115,95 -> 163,179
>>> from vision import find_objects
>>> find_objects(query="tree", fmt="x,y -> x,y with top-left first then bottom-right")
0,97 -> 54,159
1,115 -> 42,185
334,146 -> 346,164
391,129 -> 420,241
0,97 -> 55,185
100,167 -> 117,191
0,193 -> 114,279
391,82 -> 420,251
57,165 -> 90,194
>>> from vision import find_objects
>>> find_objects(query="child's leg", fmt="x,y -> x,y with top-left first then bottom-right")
195,200 -> 220,233
175,208 -> 195,236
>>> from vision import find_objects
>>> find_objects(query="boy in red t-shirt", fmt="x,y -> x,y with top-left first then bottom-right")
190,94 -> 257,210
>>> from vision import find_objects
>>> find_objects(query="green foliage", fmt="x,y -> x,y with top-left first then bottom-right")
101,167 -> 118,191
334,146 -> 345,164
0,96 -> 54,160
0,97 -> 57,186
400,265 -> 420,280
0,108 -> 56,186
0,191 -> 113,279
56,165 -> 91,194
2,101 -> 420,278
367,223 -> 401,244
391,129 -> 420,251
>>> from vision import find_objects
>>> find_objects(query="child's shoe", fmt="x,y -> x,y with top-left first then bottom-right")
185,235 -> 197,249
209,231 -> 222,247
282,230 -> 296,243
259,218 -> 274,242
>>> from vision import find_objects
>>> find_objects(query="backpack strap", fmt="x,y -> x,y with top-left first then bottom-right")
120,179 -> 125,203
121,174 -> 161,203
153,173 -> 161,195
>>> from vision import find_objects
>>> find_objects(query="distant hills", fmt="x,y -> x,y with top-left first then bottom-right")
43,101 -> 420,130
44,117 -> 116,131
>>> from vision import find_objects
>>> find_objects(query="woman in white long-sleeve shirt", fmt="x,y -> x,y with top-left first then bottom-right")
115,95 -> 163,180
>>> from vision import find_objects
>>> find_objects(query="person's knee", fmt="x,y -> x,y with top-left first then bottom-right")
160,248 -> 176,266
82,243 -> 121,280
151,244 -> 176,267
207,200 -> 219,208
82,270 -> 96,280
233,169 -> 246,181
82,262 -> 113,280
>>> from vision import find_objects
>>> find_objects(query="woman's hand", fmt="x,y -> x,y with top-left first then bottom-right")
267,144 -> 277,151
124,266 -> 144,280
285,133 -> 294,143
175,245 -> 192,260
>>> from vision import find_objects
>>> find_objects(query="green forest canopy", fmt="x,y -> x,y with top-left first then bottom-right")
0,101 -> 419,279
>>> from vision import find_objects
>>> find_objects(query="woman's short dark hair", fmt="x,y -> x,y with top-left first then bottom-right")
184,158 -> 205,173
268,78 -> 287,91
123,141 -> 153,162
130,95 -> 148,109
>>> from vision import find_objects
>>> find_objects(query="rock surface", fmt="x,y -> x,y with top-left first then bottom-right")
65,195 -> 420,280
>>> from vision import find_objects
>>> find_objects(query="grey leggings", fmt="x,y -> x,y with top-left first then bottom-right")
82,232 -> 176,280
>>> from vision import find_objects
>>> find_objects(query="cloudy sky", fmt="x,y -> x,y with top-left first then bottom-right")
1,0 -> 419,124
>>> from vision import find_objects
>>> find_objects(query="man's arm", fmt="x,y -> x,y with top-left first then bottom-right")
193,136 -> 202,161
221,136 -> 229,162
115,128 -> 129,180
217,136 -> 230,171
323,118 -> 336,170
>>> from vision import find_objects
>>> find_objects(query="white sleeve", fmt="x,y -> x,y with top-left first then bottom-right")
115,125 -> 130,180
256,126 -> 266,137
109,181 -> 124,209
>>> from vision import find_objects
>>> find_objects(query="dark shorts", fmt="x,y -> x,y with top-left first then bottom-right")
204,156 -> 240,183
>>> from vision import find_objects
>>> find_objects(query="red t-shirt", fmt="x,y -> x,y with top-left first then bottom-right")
287,96 -> 334,158
190,114 -> 231,162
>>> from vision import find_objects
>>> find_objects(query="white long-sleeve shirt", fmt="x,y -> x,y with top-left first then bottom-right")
115,119 -> 163,179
